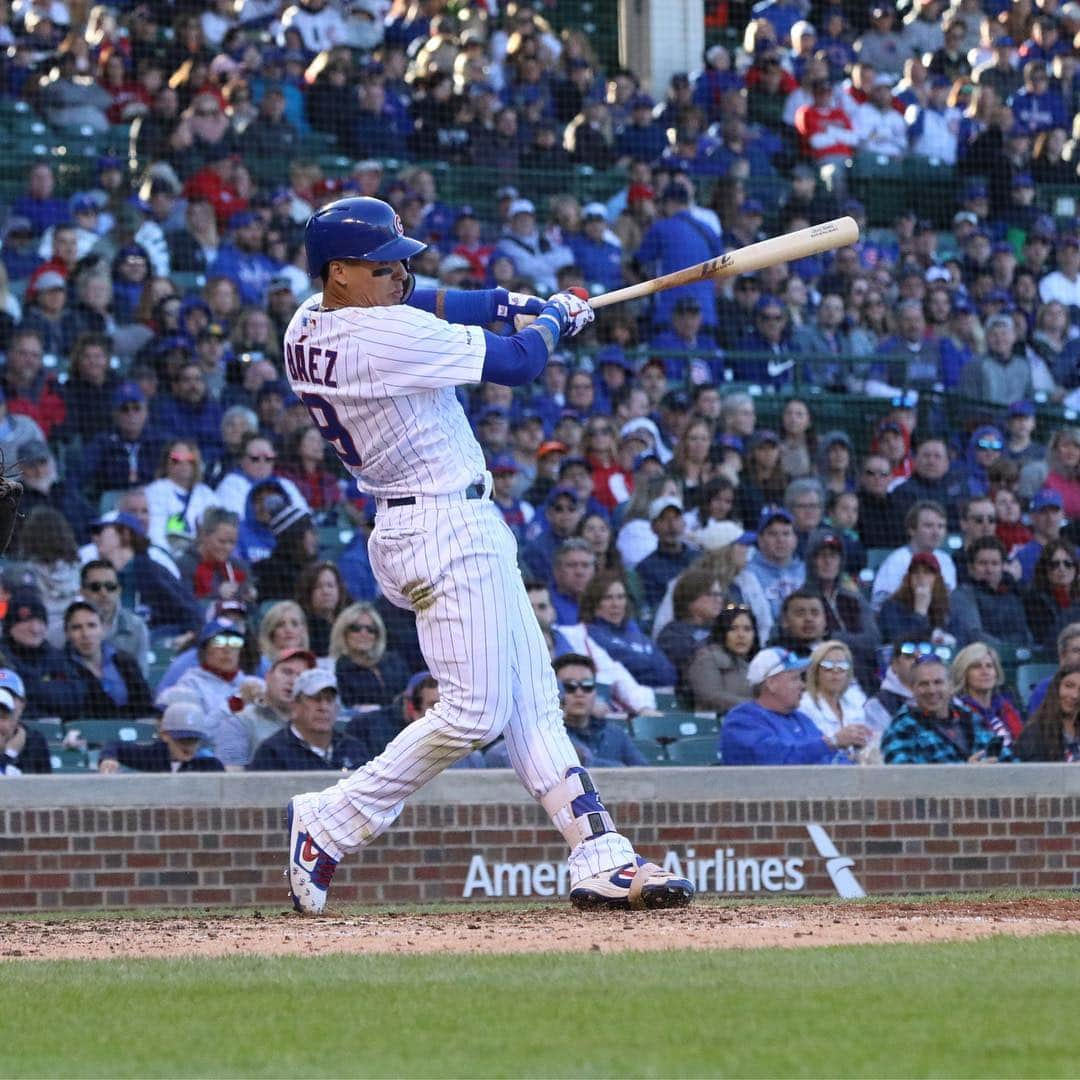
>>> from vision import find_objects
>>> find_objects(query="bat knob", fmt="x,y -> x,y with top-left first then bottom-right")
567,287 -> 590,301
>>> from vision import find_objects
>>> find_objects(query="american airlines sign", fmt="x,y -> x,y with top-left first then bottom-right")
462,824 -> 865,900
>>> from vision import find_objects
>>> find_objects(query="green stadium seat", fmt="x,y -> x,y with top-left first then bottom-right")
631,713 -> 714,743
653,690 -> 678,711
665,736 -> 719,766
63,719 -> 157,748
1016,663 -> 1056,708
50,748 -> 91,772
171,271 -> 206,294
317,524 -> 355,559
632,737 -> 669,764
23,719 -> 63,745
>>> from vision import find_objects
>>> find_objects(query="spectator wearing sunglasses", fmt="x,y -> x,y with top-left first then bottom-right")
959,426 -> 1006,500
329,602 -> 410,711
155,620 -> 257,741
799,640 -> 875,763
553,653 -> 647,768
863,636 -> 931,735
214,431 -> 309,521
720,647 -> 863,766
954,494 -> 1003,585
857,452 -> 907,550
951,537 -> 1033,649
54,601 -> 154,723
881,655 -> 1011,764
1014,489 -> 1063,585
1023,540 -> 1080,650
145,439 -> 222,557
80,562 -> 144,667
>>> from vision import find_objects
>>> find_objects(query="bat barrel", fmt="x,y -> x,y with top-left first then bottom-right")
590,216 -> 859,310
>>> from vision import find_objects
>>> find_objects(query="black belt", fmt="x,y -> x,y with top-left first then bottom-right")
385,481 -> 487,509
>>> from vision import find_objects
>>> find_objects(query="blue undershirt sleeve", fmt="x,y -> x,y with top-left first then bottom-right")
480,325 -> 558,386
409,288 -> 495,325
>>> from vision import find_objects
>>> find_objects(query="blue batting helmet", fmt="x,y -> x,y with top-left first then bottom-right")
304,196 -> 428,279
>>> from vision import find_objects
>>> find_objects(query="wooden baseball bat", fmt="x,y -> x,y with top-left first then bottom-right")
513,216 -> 859,329
590,215 -> 859,309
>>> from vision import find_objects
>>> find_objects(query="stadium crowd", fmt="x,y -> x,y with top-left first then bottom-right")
2,0 -> 1080,776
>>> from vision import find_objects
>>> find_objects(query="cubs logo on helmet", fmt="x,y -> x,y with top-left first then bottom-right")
305,196 -> 427,278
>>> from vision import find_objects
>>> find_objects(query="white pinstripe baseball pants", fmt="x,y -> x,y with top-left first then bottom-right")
294,489 -> 636,885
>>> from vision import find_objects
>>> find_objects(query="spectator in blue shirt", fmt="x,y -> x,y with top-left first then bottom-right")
720,647 -> 868,764
566,204 -> 624,294
553,652 -> 647,767
732,295 -> 798,389
635,182 -> 722,330
11,163 -> 69,237
1009,61 -> 1067,133
152,361 -> 225,464
209,210 -> 280,307
249,666 -> 368,771
649,296 -> 724,384
550,538 -> 597,627
615,93 -> 669,163
0,216 -> 42,282
579,570 -> 677,688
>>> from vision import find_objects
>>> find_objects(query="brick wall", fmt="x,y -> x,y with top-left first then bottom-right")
1,769 -> 1078,911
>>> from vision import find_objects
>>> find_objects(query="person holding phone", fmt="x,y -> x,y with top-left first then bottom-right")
881,655 -> 1012,764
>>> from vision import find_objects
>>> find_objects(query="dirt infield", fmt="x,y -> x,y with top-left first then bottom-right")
4,898 -> 1080,961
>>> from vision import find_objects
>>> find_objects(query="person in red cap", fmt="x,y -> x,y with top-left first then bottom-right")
878,550 -> 957,647
213,647 -> 318,769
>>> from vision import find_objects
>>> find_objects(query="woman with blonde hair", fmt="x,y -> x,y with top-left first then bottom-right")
330,602 -> 409,709
951,642 -> 1023,746
257,600 -> 310,664
799,639 -> 873,762
145,438 -> 220,556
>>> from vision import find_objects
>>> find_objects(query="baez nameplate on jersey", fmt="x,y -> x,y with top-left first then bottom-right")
462,824 -> 865,900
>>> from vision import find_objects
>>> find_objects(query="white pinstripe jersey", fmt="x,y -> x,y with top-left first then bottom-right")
282,294 -> 488,497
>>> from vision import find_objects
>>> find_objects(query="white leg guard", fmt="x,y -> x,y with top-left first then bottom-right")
539,767 -> 636,886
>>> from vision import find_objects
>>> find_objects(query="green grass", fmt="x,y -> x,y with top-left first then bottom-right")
2,934 -> 1077,1078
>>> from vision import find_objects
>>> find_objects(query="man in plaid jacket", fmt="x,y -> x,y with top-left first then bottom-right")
881,656 -> 1013,764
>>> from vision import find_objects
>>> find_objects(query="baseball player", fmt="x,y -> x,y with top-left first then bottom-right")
282,196 -> 693,913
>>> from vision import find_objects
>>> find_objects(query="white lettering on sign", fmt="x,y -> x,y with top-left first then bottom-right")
462,825 -> 859,899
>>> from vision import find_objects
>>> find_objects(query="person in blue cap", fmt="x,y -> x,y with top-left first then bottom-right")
907,73 -> 962,164
79,381 -> 166,501
720,646 -> 868,765
208,210 -> 280,306
634,180 -> 722,331
614,92 -> 668,163
565,204 -> 623,294
1004,400 -> 1045,466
